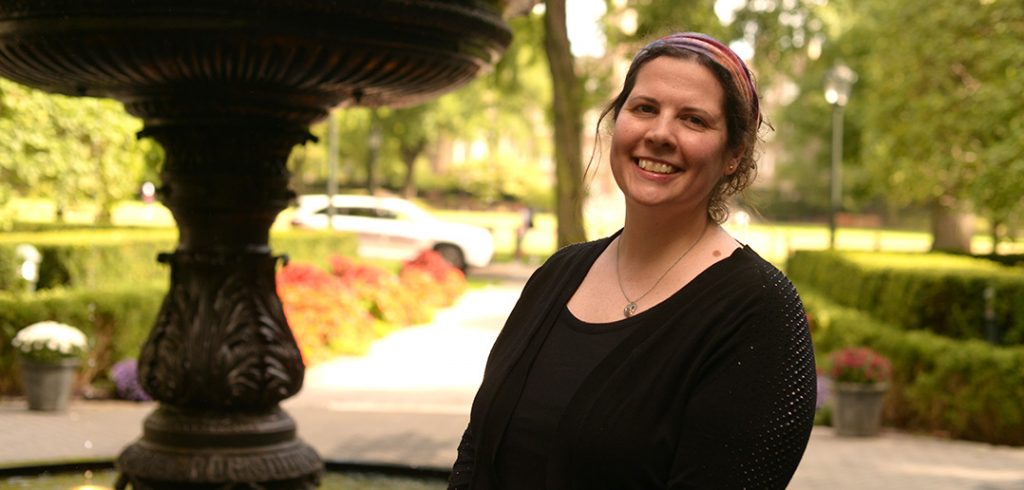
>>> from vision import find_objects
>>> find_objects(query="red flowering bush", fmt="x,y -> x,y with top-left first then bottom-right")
329,255 -> 429,325
829,347 -> 892,384
276,252 -> 468,365
276,263 -> 377,364
400,250 -> 467,308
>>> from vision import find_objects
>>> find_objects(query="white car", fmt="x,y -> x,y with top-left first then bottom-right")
289,194 -> 494,270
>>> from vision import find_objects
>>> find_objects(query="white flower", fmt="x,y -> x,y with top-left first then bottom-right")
11,321 -> 87,356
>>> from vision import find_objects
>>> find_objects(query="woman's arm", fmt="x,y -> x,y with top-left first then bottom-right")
668,271 -> 816,489
448,424 -> 475,489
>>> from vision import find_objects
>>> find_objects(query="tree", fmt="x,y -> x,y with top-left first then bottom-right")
0,78 -> 157,224
543,0 -> 587,247
841,0 -> 1024,251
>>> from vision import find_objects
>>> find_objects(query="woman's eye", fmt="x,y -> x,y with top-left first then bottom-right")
682,115 -> 707,127
631,103 -> 656,114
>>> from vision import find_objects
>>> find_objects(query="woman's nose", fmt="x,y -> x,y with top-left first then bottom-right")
643,117 -> 675,148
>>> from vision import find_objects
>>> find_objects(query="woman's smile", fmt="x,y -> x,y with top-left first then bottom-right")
635,158 -> 680,175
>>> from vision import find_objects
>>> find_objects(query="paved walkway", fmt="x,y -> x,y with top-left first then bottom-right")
2,262 -> 1024,489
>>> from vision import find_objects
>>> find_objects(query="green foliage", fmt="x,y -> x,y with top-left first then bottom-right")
287,12 -> 554,206
850,0 -> 1024,216
0,79 -> 160,224
0,228 -> 359,292
788,250 -> 1024,344
805,288 -> 1024,445
0,246 -> 19,292
270,230 -> 359,269
609,0 -> 723,44
0,284 -> 165,396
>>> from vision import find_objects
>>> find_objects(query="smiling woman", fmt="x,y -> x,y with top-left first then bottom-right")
448,33 -> 815,490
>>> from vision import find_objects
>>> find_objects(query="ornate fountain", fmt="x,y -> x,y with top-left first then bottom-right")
0,1 -> 527,487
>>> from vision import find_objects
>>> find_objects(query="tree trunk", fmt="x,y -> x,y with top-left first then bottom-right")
92,143 -> 113,225
930,196 -> 975,253
401,139 -> 426,199
543,0 -> 587,248
366,112 -> 382,195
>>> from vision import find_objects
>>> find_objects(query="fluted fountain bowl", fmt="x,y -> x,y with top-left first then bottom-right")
0,0 -> 515,124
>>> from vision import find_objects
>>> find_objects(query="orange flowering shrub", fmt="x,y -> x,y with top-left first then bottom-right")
329,255 -> 429,326
276,263 -> 376,364
400,250 -> 467,308
277,252 -> 468,365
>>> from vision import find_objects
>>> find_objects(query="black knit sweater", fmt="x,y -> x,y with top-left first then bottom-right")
449,234 -> 816,489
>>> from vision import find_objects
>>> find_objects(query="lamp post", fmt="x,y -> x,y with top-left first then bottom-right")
824,63 -> 857,249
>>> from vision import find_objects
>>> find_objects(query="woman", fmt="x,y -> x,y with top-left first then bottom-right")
449,32 -> 816,489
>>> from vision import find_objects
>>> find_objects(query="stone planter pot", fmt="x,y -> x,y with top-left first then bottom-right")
833,382 -> 888,436
19,358 -> 81,412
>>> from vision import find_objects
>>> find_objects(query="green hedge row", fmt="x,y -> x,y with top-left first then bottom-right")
788,250 -> 1024,344
803,287 -> 1024,446
0,229 -> 358,291
0,283 -> 166,396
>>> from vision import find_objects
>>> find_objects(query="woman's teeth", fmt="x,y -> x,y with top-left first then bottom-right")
637,159 -> 678,174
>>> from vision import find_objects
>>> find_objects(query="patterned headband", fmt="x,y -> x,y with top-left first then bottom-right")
638,32 -> 761,128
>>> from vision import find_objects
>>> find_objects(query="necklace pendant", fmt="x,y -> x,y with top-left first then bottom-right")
623,302 -> 637,318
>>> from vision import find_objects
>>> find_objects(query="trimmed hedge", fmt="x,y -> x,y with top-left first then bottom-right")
0,283 -> 165,396
788,250 -> 1024,344
0,229 -> 358,291
803,287 -> 1024,446
0,246 -> 18,292
0,228 -> 359,395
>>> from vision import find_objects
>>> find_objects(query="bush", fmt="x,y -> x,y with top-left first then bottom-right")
803,286 -> 1024,445
0,283 -> 165,396
0,245 -> 19,291
110,358 -> 151,402
788,250 -> 1024,344
0,228 -> 358,292
399,250 -> 467,308
277,262 -> 379,363
278,252 -> 469,364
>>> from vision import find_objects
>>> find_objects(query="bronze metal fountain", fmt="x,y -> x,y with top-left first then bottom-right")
0,1 -> 527,487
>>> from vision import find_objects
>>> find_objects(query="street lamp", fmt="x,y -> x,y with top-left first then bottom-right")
824,63 -> 857,249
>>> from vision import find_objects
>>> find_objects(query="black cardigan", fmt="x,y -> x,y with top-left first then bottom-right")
450,235 -> 816,489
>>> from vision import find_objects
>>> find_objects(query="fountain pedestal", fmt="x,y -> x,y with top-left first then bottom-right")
0,2 -> 518,487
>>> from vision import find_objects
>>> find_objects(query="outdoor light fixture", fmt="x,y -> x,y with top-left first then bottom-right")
824,62 -> 857,249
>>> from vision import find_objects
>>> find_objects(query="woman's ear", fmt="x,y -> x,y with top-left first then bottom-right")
724,156 -> 741,176
724,144 -> 746,176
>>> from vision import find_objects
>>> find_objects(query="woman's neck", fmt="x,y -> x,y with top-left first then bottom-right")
619,206 -> 713,265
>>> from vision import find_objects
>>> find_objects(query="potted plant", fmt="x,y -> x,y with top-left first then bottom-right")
828,346 -> 892,436
10,321 -> 88,411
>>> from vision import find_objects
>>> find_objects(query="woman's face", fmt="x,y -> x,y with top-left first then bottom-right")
610,56 -> 737,216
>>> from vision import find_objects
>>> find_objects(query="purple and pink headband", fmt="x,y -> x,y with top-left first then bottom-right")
637,32 -> 761,128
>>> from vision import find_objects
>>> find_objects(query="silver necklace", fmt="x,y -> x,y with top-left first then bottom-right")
615,224 -> 709,318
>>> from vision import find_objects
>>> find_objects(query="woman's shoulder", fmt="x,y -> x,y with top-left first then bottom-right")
534,235 -> 613,274
713,246 -> 803,309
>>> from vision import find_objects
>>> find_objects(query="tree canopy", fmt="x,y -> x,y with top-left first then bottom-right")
0,79 -> 158,225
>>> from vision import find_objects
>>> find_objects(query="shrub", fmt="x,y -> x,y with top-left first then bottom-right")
0,283 -> 165,396
277,262 -> 378,363
110,358 -> 151,402
400,250 -> 467,308
803,285 -> 1024,445
788,250 -> 1024,344
0,228 -> 358,292
0,245 -> 19,291
277,252 -> 469,365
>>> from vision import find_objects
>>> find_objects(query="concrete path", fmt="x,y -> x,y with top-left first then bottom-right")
2,262 -> 1024,489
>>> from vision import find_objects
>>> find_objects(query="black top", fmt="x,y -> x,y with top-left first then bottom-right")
450,235 -> 816,489
495,307 -> 637,488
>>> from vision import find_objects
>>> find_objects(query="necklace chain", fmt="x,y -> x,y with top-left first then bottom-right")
615,223 -> 709,318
